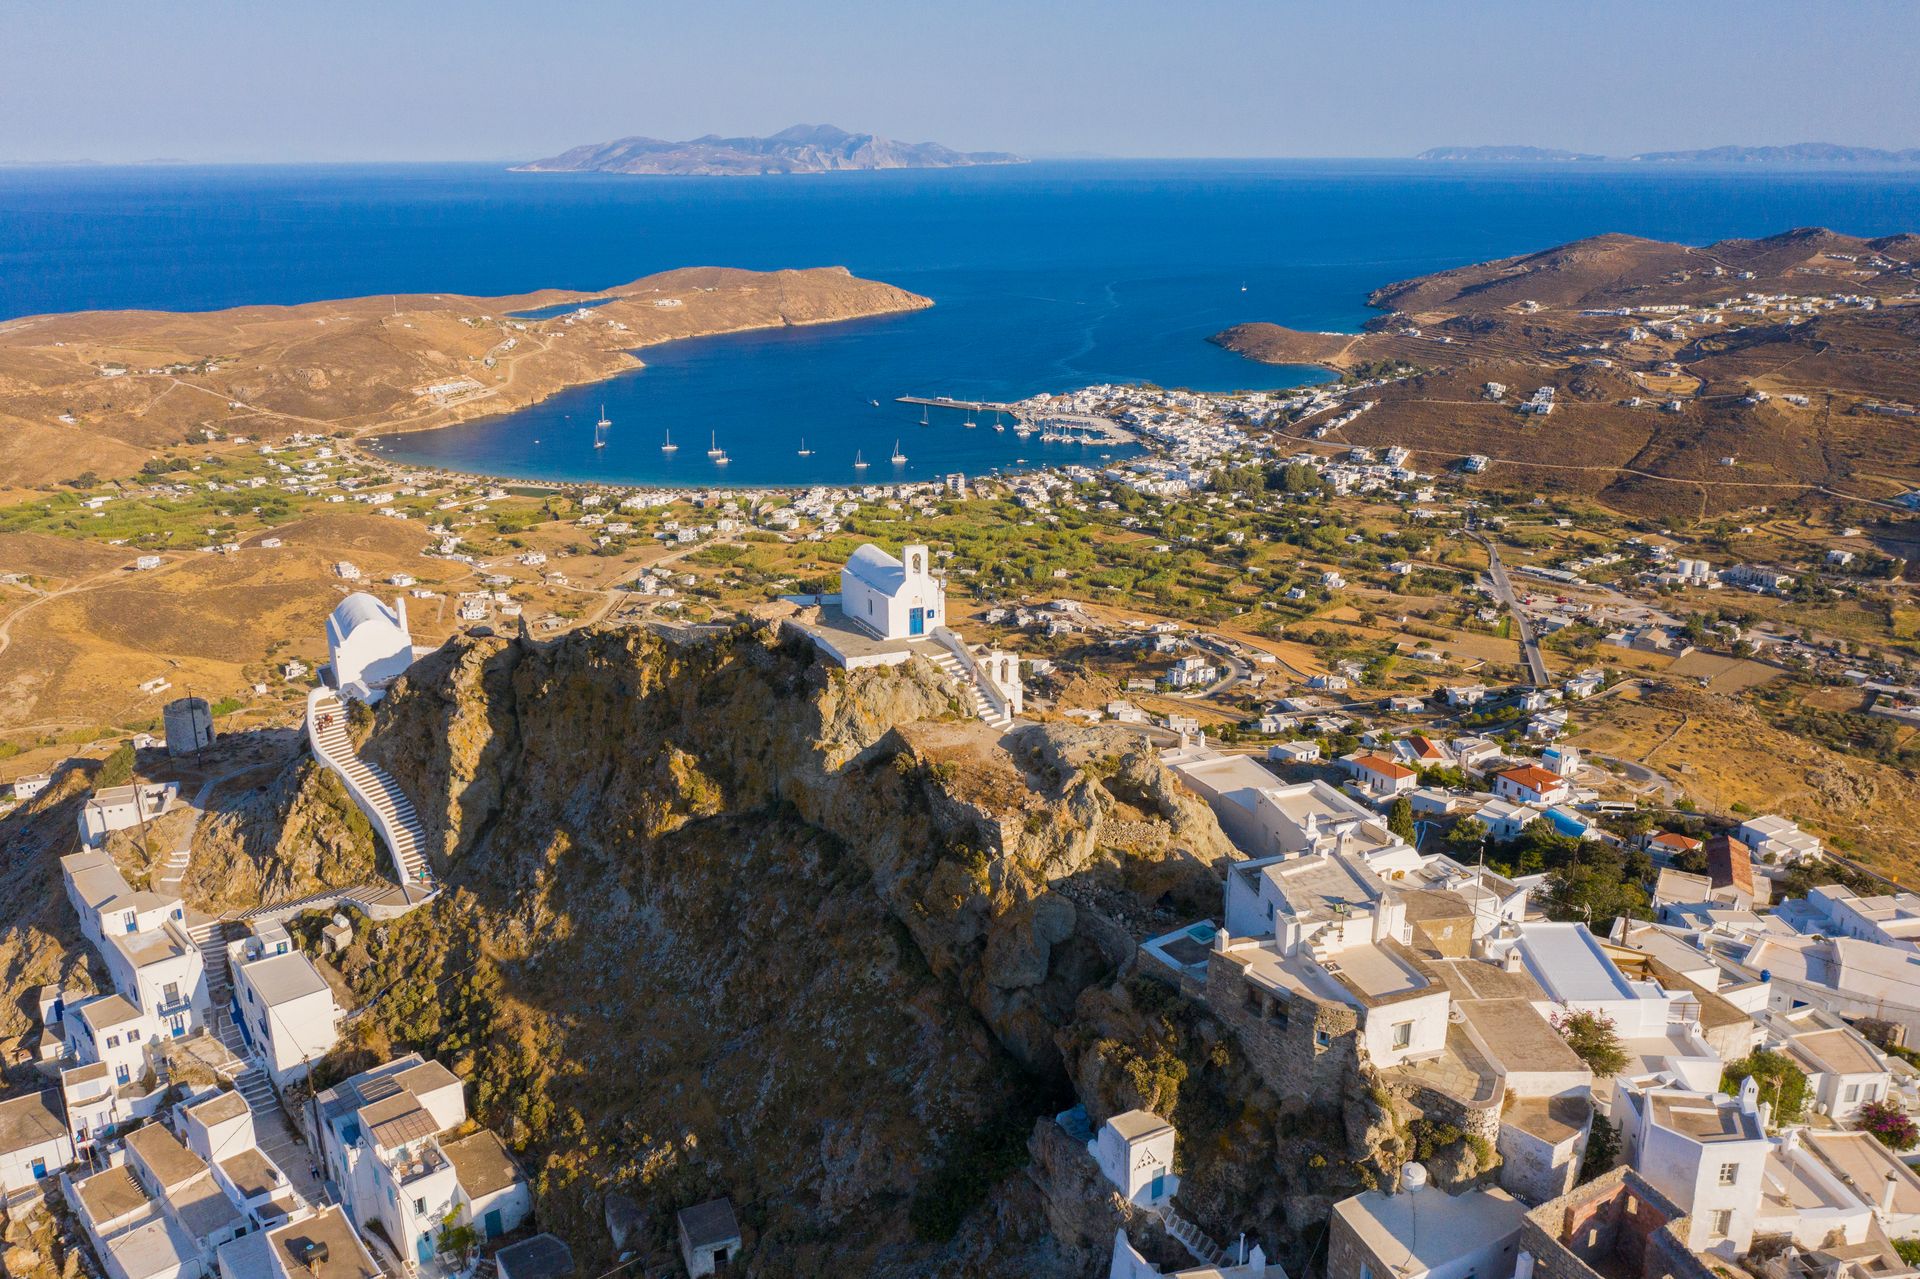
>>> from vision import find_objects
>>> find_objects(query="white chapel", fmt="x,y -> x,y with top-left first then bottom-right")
841,543 -> 945,640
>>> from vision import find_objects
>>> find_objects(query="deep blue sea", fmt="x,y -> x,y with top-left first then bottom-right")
3,161 -> 1917,488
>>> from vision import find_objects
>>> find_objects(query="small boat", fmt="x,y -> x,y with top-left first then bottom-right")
714,450 -> 730,465
963,412 -> 976,429
706,431 -> 723,458
1240,282 -> 1248,293
920,405 -> 930,426
797,438 -> 813,457
661,428 -> 677,453
869,398 -> 880,408
596,404 -> 612,430
853,451 -> 870,470
890,440 -> 907,465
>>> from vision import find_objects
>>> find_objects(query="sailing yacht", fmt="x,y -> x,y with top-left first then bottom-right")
714,451 -> 730,465
920,405 -> 930,427
991,411 -> 1005,433
596,404 -> 612,429
661,427 -> 677,453
890,439 -> 907,464
853,451 -> 870,470
797,438 -> 813,457
706,431 -> 723,458
963,410 -> 976,429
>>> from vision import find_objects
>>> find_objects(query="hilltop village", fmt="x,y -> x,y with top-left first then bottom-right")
1,229 -> 1920,1277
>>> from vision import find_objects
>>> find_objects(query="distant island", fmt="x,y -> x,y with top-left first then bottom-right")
514,123 -> 1025,176
1418,142 -> 1920,164
1415,146 -> 1606,162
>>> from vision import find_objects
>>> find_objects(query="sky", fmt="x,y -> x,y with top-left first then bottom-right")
5,0 -> 1917,163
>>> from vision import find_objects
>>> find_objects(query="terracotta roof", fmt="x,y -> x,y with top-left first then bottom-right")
1498,765 -> 1563,793
1705,833 -> 1754,894
1650,831 -> 1703,852
1354,754 -> 1416,780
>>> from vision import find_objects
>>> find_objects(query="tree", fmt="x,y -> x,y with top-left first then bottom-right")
1579,1112 -> 1619,1185
1388,797 -> 1417,844
1720,1050 -> 1809,1124
1553,1009 -> 1628,1076
1857,1099 -> 1920,1152
96,742 -> 136,789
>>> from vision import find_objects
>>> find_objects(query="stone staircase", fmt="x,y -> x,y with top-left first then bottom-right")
307,690 -> 433,889
1156,1204 -> 1226,1268
928,650 -> 1014,730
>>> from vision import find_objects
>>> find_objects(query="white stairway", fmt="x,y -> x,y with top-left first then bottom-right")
307,690 -> 432,888
1157,1205 -> 1226,1268
928,651 -> 1014,730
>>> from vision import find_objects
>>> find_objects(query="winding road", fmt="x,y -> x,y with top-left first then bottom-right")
1470,532 -> 1550,688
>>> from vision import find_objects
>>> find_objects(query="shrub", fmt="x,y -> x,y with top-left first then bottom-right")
1857,1099 -> 1919,1152
1552,1010 -> 1628,1076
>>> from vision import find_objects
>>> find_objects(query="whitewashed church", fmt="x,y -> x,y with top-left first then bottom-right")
841,542 -> 945,640
325,592 -> 416,702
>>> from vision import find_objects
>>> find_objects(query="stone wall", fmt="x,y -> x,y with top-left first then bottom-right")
1518,1168 -> 1687,1279
1205,949 -> 1358,1104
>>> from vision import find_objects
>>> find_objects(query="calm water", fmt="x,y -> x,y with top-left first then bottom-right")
4,161 -> 1917,487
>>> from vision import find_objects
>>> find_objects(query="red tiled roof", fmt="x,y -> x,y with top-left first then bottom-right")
1650,831 -> 1703,852
1497,765 -> 1564,794
1354,754 -> 1416,780
1704,833 -> 1754,894
1406,736 -> 1447,760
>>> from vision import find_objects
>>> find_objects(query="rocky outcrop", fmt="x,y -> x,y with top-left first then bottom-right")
288,622 -> 1315,1275
186,759 -> 382,910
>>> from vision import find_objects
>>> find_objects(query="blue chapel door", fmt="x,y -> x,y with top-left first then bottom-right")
909,607 -> 925,636
1150,1171 -> 1165,1200
485,1209 -> 504,1238
417,1234 -> 434,1263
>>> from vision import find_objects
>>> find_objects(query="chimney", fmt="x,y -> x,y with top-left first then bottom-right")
1757,1100 -> 1772,1132
1401,1161 -> 1429,1194
1884,1171 -> 1900,1216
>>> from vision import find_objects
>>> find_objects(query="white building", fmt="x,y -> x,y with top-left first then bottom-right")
0,1091 -> 74,1192
77,781 -> 180,847
325,592 -> 415,702
12,771 -> 52,801
1168,747 -> 1408,863
231,942 -> 341,1089
1737,814 -> 1822,863
1781,1025 -> 1893,1123
841,543 -> 945,640
1491,766 -> 1570,808
1089,1110 -> 1178,1208
1613,1077 -> 1770,1254
1328,1164 -> 1526,1279
1219,851 -> 1451,1068
315,1054 -> 530,1269
60,849 -> 208,1043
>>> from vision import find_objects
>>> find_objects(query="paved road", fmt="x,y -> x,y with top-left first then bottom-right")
1189,636 -> 1252,698
1471,532 -> 1551,688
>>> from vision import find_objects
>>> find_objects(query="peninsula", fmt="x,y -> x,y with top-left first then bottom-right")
1210,226 -> 1920,516
0,266 -> 931,491
514,122 -> 1025,176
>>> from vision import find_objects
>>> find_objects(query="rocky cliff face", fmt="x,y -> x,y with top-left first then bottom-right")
303,622 -> 1390,1274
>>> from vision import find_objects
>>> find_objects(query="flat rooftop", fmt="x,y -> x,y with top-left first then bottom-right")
1336,1183 -> 1527,1273
1804,1130 -> 1920,1217
1649,1093 -> 1763,1144
1261,853 -> 1384,921
1518,923 -> 1636,1004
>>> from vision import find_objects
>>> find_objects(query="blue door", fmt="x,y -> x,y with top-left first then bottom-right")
484,1208 -> 504,1238
909,607 -> 925,636
417,1234 -> 434,1263
30,1160 -> 46,1179
1150,1172 -> 1165,1201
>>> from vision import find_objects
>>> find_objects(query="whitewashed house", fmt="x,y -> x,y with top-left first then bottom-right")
315,1054 -> 530,1270
231,946 -> 341,1088
1090,1110 -> 1178,1207
0,1091 -> 73,1191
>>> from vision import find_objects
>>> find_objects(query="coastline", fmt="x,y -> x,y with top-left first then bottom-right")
0,265 -> 932,490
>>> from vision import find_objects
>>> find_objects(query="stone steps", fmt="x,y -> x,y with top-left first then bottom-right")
307,691 -> 432,886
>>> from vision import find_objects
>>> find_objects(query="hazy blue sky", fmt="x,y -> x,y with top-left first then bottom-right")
6,0 -> 1916,162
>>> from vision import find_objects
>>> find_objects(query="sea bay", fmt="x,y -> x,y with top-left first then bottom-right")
3,160 -> 1917,488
